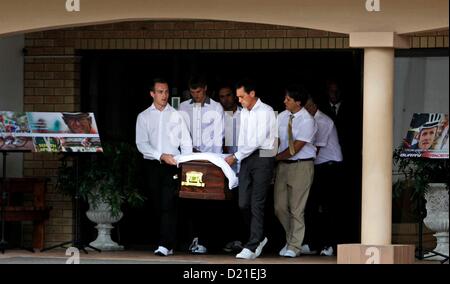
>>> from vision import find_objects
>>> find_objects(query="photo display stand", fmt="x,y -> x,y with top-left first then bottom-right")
1,111 -> 104,254
399,113 -> 449,264
40,153 -> 101,253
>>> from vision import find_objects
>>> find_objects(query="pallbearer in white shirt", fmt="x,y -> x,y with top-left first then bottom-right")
179,75 -> 225,154
225,79 -> 277,260
218,85 -> 242,171
135,78 -> 192,257
218,85 -> 245,253
178,75 -> 225,255
274,85 -> 317,258
303,96 -> 343,257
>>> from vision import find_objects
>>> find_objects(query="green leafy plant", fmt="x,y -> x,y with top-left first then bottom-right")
393,146 -> 449,200
56,141 -> 145,216
392,147 -> 448,222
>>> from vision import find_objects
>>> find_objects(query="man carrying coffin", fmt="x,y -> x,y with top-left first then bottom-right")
179,75 -> 225,254
225,79 -> 276,260
136,78 -> 192,256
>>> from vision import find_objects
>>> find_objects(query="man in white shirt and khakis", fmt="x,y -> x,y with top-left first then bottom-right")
136,78 -> 192,257
275,85 -> 317,258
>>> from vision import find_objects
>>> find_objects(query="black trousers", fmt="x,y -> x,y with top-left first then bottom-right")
238,152 -> 275,252
183,199 -> 217,250
183,195 -> 244,252
304,161 -> 343,250
226,189 -> 248,244
146,160 -> 180,250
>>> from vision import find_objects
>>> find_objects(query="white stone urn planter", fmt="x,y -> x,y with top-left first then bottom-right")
86,199 -> 124,251
423,183 -> 449,260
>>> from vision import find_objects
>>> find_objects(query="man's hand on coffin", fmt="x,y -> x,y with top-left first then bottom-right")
160,153 -> 177,166
225,154 -> 236,166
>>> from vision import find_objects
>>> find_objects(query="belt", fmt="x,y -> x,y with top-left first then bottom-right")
316,160 -> 341,166
280,158 -> 314,164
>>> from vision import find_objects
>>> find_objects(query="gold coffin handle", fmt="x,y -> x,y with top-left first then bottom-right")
181,171 -> 206,188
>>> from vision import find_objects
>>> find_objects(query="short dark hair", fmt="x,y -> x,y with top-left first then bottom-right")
188,75 -> 207,89
285,84 -> 309,106
218,85 -> 235,96
307,93 -> 321,105
150,78 -> 168,92
235,78 -> 257,94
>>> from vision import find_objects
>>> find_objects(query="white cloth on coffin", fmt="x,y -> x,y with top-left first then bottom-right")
175,152 -> 238,189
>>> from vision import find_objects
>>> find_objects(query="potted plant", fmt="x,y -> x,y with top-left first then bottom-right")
393,147 -> 449,260
57,141 -> 144,250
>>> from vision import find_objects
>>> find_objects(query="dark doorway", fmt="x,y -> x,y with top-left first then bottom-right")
80,49 -> 363,251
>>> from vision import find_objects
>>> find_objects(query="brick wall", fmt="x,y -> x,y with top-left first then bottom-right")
408,29 -> 449,48
22,20 -> 449,248
22,57 -> 80,247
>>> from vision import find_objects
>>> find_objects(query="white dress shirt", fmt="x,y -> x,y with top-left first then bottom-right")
179,97 -> 224,153
224,106 -> 242,153
224,107 -> 242,173
277,108 -> 317,160
136,104 -> 193,161
313,110 -> 343,165
234,99 -> 277,161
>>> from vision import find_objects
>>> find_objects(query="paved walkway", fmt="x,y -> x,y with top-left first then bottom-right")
0,249 -> 337,264
0,249 -> 444,264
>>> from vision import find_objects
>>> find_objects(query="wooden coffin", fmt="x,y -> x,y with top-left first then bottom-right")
179,160 -> 231,200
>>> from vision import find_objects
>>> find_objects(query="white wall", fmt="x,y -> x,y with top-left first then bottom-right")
394,56 -> 449,149
0,35 -> 25,177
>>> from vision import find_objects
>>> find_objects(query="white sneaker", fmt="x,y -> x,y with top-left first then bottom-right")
189,237 -> 199,251
191,244 -> 208,254
300,244 -> 318,255
255,237 -> 268,257
154,246 -> 173,256
189,237 -> 208,254
236,248 -> 256,260
320,246 -> 334,256
279,244 -> 288,256
284,249 -> 301,258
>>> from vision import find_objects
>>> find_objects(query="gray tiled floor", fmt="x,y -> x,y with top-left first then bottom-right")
0,256 -> 196,264
0,249 -> 443,264
0,249 -> 335,264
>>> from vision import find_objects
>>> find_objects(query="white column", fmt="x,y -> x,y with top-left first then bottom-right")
361,48 -> 394,245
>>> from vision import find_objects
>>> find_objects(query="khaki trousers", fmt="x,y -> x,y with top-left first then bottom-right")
274,161 -> 314,254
